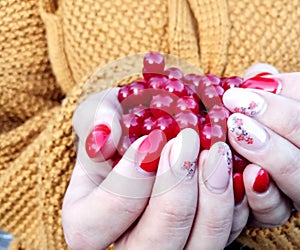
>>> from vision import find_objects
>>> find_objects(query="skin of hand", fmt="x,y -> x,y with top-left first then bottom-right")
62,88 -> 248,250
223,63 -> 300,227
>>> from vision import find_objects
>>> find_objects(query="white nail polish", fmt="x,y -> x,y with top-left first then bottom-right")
169,128 -> 200,180
227,113 -> 270,151
223,88 -> 266,117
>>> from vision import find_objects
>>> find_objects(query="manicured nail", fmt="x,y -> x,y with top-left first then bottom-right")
223,88 -> 266,117
136,129 -> 167,173
85,124 -> 111,158
253,168 -> 270,193
202,142 -> 232,193
241,75 -> 282,94
169,128 -> 200,180
254,72 -> 272,77
233,173 -> 245,205
227,113 -> 270,151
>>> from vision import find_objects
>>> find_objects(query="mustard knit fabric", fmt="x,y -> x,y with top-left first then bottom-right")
1,0 -> 300,249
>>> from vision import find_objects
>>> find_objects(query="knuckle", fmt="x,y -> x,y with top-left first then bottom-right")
279,149 -> 300,177
158,200 -> 196,228
93,188 -> 146,217
63,212 -> 98,250
202,216 -> 232,237
64,229 -> 92,250
284,106 -> 300,141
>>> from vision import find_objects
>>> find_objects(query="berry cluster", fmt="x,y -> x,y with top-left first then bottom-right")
116,52 -> 250,176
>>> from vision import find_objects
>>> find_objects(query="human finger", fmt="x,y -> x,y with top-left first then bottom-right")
73,87 -> 122,161
62,130 -> 167,250
226,172 -> 249,245
117,128 -> 200,249
226,113 -> 300,210
243,63 -> 300,101
187,142 -> 244,249
223,87 -> 300,148
243,63 -> 279,80
243,164 -> 292,228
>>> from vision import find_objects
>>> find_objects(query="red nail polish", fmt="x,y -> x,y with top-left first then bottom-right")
85,124 -> 111,158
253,72 -> 271,77
233,173 -> 245,205
136,129 -> 167,173
241,76 -> 282,94
253,168 -> 270,193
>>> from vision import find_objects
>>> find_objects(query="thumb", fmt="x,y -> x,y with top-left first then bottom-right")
243,63 -> 279,80
73,88 -> 122,161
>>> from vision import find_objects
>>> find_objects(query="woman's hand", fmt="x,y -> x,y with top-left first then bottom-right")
223,63 -> 300,227
62,87 -> 248,249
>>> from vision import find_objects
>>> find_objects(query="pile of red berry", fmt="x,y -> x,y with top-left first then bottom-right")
116,52 -> 250,176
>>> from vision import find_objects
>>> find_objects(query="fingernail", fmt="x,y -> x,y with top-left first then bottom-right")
202,142 -> 232,193
228,113 -> 270,151
233,173 -> 245,205
169,128 -> 200,179
241,75 -> 282,94
136,129 -> 167,173
85,124 -> 111,158
223,88 -> 266,117
253,168 -> 270,193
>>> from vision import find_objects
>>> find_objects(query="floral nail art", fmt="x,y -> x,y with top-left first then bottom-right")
233,100 -> 260,116
217,144 -> 232,174
223,88 -> 266,117
229,116 -> 254,145
182,160 -> 196,178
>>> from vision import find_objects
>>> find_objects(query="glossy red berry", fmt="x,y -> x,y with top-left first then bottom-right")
175,96 -> 199,114
200,122 -> 226,149
143,52 -> 165,80
150,94 -> 175,117
164,79 -> 187,97
142,116 -> 156,135
121,113 -> 143,137
118,85 -> 131,103
205,105 -> 230,124
174,111 -> 201,133
232,149 -> 250,173
148,75 -> 168,89
184,84 -> 201,103
164,67 -> 184,79
128,105 -> 151,120
221,76 -> 243,90
153,115 -> 180,140
182,73 -> 203,87
199,85 -> 224,110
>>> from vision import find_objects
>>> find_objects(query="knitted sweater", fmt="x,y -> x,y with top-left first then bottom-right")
1,0 -> 300,249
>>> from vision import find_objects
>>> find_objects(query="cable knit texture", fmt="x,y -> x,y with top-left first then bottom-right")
0,0 -> 300,249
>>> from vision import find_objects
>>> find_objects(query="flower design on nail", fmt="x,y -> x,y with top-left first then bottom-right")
183,161 -> 196,178
229,116 -> 254,145
233,100 -> 260,116
217,144 -> 232,173
235,118 -> 243,126
218,145 -> 227,156
249,101 -> 257,109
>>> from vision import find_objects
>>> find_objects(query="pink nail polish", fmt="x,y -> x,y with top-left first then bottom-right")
227,114 -> 270,150
223,88 -> 266,117
241,75 -> 282,94
202,142 -> 232,193
85,124 -> 111,158
136,129 -> 167,173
